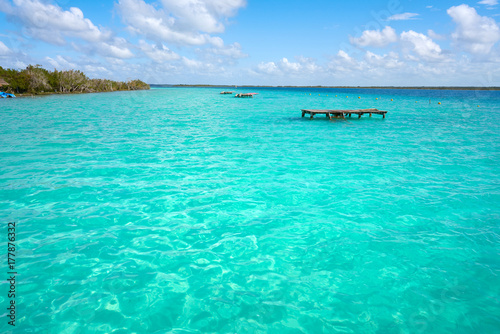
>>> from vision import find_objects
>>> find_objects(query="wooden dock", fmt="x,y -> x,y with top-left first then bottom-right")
235,93 -> 258,98
301,108 -> 387,120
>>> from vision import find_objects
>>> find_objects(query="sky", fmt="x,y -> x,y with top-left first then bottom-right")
0,0 -> 499,86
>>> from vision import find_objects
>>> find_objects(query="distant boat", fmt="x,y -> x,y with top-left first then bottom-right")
235,93 -> 258,98
0,91 -> 16,98
220,91 -> 234,94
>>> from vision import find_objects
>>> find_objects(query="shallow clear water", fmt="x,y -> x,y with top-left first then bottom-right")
1,87 -> 499,333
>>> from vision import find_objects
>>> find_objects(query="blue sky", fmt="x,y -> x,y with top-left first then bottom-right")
0,0 -> 499,86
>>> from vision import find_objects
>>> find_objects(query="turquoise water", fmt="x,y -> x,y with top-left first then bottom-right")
1,87 -> 499,333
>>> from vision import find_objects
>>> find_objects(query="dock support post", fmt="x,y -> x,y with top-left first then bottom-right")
310,113 -> 314,119
358,114 -> 362,118
302,111 -> 305,117
383,114 -> 385,118
369,113 -> 372,117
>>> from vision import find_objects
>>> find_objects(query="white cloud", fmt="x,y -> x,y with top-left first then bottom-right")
117,0 -> 245,47
0,41 -> 12,55
203,42 -> 247,59
0,0 -> 133,59
2,0 -> 109,44
337,50 -> 353,62
160,0 -> 245,34
400,30 -> 445,61
478,0 -> 498,6
296,56 -> 320,73
139,40 -> 180,62
448,4 -> 500,54
387,13 -> 419,21
350,26 -> 398,48
427,29 -> 446,40
364,51 -> 403,69
256,61 -> 279,75
45,55 -> 77,69
280,58 -> 301,72
254,57 -> 320,76
98,38 -> 134,59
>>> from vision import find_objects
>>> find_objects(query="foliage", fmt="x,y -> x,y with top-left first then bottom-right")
0,65 -> 149,94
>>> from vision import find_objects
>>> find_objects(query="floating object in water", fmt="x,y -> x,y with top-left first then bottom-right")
0,91 -> 16,98
235,93 -> 258,98
358,96 -> 361,99
391,99 -> 393,101
438,102 -> 441,104
301,108 -> 388,120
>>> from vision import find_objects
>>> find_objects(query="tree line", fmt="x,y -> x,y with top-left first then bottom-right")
0,65 -> 150,94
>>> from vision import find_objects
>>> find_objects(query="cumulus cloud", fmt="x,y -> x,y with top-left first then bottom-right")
256,61 -> 279,75
0,0 -> 108,43
337,50 -> 353,61
116,0 -> 245,47
255,57 -> 320,76
428,29 -> 446,40
160,0 -> 245,33
350,26 -> 398,47
204,42 -> 247,59
364,51 -> 403,69
0,0 -> 133,58
98,38 -> 134,59
0,40 -> 12,55
139,40 -> 180,62
400,30 -> 445,61
387,13 -> 419,21
45,55 -> 77,69
448,4 -> 500,54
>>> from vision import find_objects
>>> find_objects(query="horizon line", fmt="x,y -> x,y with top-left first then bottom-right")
149,84 -> 500,91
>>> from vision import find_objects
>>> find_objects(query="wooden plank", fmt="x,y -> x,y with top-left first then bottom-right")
301,108 -> 387,119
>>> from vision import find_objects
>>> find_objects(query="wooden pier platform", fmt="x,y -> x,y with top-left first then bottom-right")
235,93 -> 258,98
301,108 -> 387,120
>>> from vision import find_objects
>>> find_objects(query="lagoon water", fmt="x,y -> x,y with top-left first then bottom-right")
1,87 -> 499,333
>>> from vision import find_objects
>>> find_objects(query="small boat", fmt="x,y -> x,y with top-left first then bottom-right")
0,92 -> 16,98
235,93 -> 258,98
220,91 -> 234,94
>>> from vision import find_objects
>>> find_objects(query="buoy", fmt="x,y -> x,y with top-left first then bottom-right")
358,96 -> 360,99
391,99 -> 393,101
309,93 -> 311,95
477,105 -> 480,107
346,96 -> 348,98
438,102 -> 441,104
415,101 -> 418,103
335,95 -> 337,97
319,94 -> 320,96
376,98 -> 378,100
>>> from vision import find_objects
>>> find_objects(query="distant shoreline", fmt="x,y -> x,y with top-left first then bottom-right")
151,84 -> 500,91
